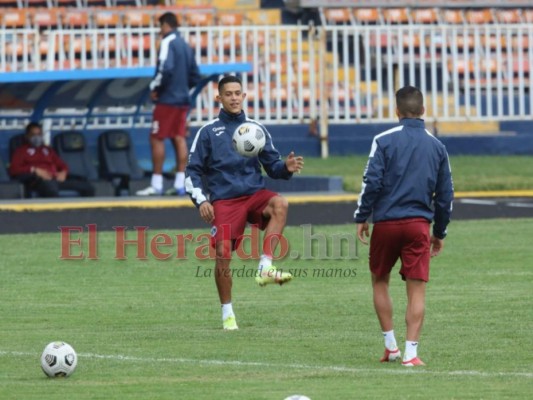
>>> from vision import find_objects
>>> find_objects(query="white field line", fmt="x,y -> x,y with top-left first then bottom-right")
1,350 -> 532,379
458,199 -> 498,205
506,202 -> 533,208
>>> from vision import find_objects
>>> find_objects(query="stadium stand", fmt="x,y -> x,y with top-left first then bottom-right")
1,0 -> 533,175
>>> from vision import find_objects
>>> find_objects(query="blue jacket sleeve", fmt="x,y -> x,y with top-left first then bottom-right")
354,139 -> 385,223
258,128 -> 292,180
185,128 -> 210,207
187,47 -> 201,90
432,150 -> 454,239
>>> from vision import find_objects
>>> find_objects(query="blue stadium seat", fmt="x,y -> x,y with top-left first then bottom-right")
98,130 -> 148,196
53,131 -> 114,196
0,155 -> 23,199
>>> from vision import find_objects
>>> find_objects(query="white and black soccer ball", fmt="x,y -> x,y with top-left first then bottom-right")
284,395 -> 311,400
40,341 -> 77,378
232,122 -> 266,157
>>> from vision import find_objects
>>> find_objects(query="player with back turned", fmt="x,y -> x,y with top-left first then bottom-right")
185,75 -> 304,331
354,86 -> 454,366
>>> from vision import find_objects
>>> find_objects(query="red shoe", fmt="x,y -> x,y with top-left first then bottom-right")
402,357 -> 426,367
380,348 -> 401,362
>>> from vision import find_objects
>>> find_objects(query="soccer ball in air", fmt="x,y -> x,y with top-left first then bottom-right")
232,122 -> 266,157
40,341 -> 78,377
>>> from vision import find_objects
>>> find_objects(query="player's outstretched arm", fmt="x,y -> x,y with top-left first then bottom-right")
285,151 -> 304,173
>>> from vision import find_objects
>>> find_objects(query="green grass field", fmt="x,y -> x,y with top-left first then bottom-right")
303,155 -> 533,192
1,219 -> 532,399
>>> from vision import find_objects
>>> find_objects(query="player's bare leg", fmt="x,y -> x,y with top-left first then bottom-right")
136,136 -> 165,195
372,273 -> 393,331
256,196 -> 292,286
166,135 -> 188,195
372,273 -> 401,362
402,278 -> 426,366
215,240 -> 237,330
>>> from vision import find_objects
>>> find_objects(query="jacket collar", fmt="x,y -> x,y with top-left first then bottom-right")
219,108 -> 246,123
399,118 -> 425,128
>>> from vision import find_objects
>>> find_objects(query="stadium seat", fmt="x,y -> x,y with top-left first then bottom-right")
53,131 -> 114,196
31,8 -> 61,29
522,9 -> 533,24
62,9 -> 90,28
98,130 -> 147,196
382,8 -> 410,24
8,133 -> 25,162
0,155 -> 23,199
465,9 -> 494,25
441,9 -> 464,24
321,8 -> 353,25
2,9 -> 27,28
411,8 -> 438,24
495,9 -> 522,24
352,8 -> 381,24
123,9 -> 153,27
183,10 -> 214,27
94,10 -> 121,28
216,11 -> 244,26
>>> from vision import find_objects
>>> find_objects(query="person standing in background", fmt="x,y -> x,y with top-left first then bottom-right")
137,12 -> 200,196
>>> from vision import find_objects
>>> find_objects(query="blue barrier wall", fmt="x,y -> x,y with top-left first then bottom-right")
2,120 -> 532,175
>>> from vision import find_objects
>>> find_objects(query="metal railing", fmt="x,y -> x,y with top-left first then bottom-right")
1,24 -> 532,130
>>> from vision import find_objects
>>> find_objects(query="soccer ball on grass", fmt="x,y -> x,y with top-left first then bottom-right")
232,122 -> 266,157
40,341 -> 78,377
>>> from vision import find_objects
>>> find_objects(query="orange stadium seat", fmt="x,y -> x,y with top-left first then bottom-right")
216,11 -> 244,26
183,11 -> 214,27
322,8 -> 352,25
523,9 -> 533,24
123,9 -> 153,27
2,9 -> 27,28
411,8 -> 438,24
32,8 -> 61,29
442,9 -> 464,24
465,9 -> 494,24
382,8 -> 410,24
94,10 -> 121,28
496,9 -> 522,24
353,8 -> 381,24
63,9 -> 90,28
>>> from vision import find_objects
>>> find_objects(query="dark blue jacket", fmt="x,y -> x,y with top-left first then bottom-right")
185,109 -> 292,207
149,30 -> 200,106
354,118 -> 454,239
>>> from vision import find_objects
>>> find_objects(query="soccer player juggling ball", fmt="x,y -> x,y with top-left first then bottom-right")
185,76 -> 304,330
354,86 -> 454,366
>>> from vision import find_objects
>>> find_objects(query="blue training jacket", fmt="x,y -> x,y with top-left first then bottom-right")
185,109 -> 293,207
354,118 -> 454,239
149,30 -> 200,106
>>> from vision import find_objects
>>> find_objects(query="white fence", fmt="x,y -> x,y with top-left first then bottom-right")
1,24 -> 532,129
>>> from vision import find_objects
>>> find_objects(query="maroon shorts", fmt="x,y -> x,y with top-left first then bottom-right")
211,189 -> 278,249
369,218 -> 431,282
151,103 -> 189,139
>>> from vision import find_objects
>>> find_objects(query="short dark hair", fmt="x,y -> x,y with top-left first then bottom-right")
158,12 -> 178,28
25,122 -> 42,135
395,86 -> 424,117
218,75 -> 242,93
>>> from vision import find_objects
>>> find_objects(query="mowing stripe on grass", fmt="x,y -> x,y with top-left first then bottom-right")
2,350 -> 531,379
